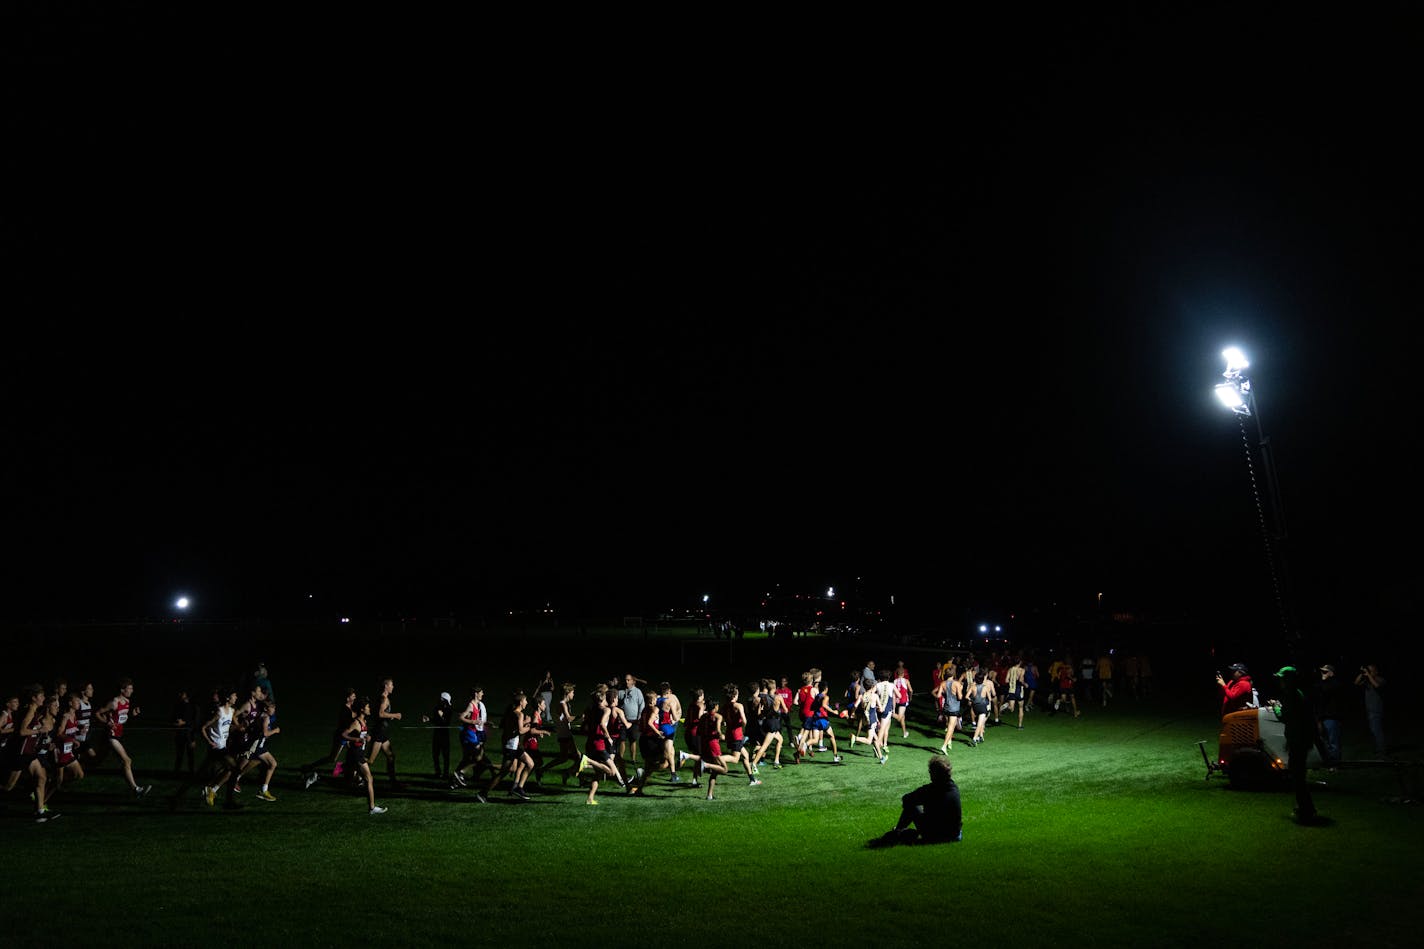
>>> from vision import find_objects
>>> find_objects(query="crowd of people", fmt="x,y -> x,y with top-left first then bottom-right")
0,649 -> 1142,824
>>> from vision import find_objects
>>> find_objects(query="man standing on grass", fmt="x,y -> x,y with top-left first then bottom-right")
872,755 -> 962,846
1272,666 -> 1318,824
617,674 -> 646,764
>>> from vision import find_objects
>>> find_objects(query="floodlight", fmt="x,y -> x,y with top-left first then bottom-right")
175,596 -> 190,610
1215,382 -> 1249,414
1222,347 -> 1250,373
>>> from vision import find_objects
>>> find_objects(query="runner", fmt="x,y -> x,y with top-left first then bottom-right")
578,683 -> 624,805
654,682 -> 683,784
91,678 -> 151,798
479,691 -> 534,803
366,678 -> 404,791
12,686 -> 54,821
242,697 -> 281,802
451,686 -> 495,789
1003,656 -> 1026,729
52,691 -> 87,798
300,687 -> 356,788
969,671 -> 996,746
892,662 -> 913,739
937,672 -> 964,755
696,697 -> 729,801
341,697 -> 387,815
749,678 -> 785,771
721,684 -> 761,784
198,688 -> 238,807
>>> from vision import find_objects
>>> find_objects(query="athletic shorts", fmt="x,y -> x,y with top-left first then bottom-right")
659,724 -> 676,739
866,707 -> 880,726
943,700 -> 961,716
639,736 -> 663,762
895,703 -> 907,713
812,718 -> 830,731
461,728 -> 482,746
704,740 -> 722,759
729,738 -> 746,753
587,749 -> 611,764
762,717 -> 781,733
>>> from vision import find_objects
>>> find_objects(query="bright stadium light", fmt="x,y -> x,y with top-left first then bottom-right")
1211,344 -> 1299,656
1215,346 -> 1253,416
175,596 -> 190,610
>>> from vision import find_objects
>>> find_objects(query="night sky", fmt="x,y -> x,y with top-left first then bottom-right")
6,10 -> 1420,644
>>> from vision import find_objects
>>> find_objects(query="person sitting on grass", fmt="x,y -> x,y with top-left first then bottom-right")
870,756 -> 963,847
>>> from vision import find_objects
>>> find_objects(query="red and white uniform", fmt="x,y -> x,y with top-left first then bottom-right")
55,716 -> 80,767
110,697 -> 131,739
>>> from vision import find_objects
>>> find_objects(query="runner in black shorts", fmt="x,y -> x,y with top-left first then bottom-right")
342,697 -> 386,815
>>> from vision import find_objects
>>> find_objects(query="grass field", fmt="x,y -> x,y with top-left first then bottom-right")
3,622 -> 1419,948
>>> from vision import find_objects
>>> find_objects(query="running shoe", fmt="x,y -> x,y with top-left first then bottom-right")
677,750 -> 691,764
513,787 -> 530,801
833,755 -> 843,763
879,754 -> 888,765
748,778 -> 763,787
370,806 -> 387,816
135,785 -> 152,798
304,771 -> 320,789
474,793 -> 487,804
772,762 -> 783,770
586,798 -> 599,805
451,770 -> 467,787
204,786 -> 216,807
257,790 -> 277,802
37,811 -> 60,823
577,755 -> 591,774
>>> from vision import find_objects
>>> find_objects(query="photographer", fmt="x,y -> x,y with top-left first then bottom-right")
1215,662 -> 1255,717
1354,663 -> 1387,756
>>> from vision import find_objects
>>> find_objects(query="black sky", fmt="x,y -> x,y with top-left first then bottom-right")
5,9 -> 1420,640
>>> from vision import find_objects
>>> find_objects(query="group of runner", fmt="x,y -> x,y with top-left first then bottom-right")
4,650 -> 1129,822
0,678 -> 153,822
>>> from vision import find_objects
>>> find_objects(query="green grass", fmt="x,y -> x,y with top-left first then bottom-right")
3,624 -> 1419,947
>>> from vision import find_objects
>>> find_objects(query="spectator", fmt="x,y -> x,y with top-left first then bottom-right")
1124,653 -> 1141,698
1096,653 -> 1115,707
1271,666 -> 1318,824
1216,663 -> 1255,717
1355,664 -> 1387,756
869,755 -> 963,847
1314,665 -> 1346,770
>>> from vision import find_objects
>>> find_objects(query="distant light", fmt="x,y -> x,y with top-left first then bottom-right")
995,625 -> 1002,633
1222,347 -> 1250,373
826,586 -> 835,597
979,624 -> 988,633
340,617 -> 350,624
175,596 -> 190,610
702,594 -> 710,604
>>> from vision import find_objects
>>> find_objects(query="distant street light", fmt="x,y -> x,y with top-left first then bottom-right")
1214,346 -> 1300,656
175,596 -> 190,611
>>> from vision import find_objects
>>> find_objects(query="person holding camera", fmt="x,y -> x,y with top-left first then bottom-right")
1355,663 -> 1387,756
1215,663 -> 1255,717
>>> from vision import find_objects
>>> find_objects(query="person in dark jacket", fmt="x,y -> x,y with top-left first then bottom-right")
1272,666 -> 1318,825
871,755 -> 963,846
1314,665 -> 1347,770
